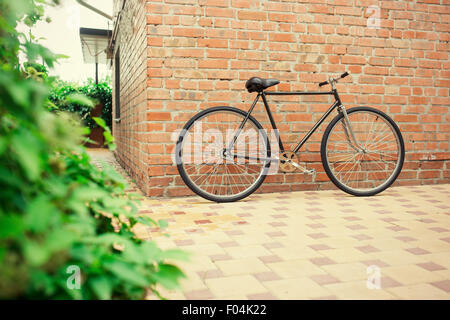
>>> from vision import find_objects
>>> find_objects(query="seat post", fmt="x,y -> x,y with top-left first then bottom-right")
261,92 -> 284,152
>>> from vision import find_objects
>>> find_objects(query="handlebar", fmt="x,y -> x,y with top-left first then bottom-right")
319,72 -> 349,87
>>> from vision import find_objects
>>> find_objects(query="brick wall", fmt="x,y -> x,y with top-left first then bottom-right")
113,0 -> 450,197
113,0 -> 150,194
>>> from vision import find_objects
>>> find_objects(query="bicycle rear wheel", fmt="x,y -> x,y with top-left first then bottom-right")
321,107 -> 405,196
175,106 -> 271,202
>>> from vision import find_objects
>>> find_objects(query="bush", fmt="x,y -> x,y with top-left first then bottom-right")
23,62 -> 49,81
0,0 -> 187,299
49,79 -> 112,129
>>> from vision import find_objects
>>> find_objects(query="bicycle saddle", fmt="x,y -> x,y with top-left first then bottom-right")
245,77 -> 280,93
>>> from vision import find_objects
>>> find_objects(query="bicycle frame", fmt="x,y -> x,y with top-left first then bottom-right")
228,88 -> 344,156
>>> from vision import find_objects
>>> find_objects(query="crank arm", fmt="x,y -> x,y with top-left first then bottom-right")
289,160 -> 316,175
274,155 -> 316,175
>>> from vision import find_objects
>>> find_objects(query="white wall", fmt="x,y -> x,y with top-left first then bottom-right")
19,0 -> 113,83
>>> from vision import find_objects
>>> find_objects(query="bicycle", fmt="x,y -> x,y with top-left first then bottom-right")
175,72 -> 405,202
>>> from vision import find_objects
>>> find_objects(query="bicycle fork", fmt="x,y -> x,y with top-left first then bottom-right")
338,105 -> 366,153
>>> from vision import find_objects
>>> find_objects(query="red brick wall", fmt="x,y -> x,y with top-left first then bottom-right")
113,0 -> 450,197
113,0 -> 150,194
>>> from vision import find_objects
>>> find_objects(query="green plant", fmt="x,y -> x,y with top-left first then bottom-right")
0,0 -> 187,299
49,79 -> 112,129
23,62 -> 49,81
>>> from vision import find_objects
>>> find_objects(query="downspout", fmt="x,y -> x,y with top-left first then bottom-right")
75,0 -> 113,20
107,0 -> 127,60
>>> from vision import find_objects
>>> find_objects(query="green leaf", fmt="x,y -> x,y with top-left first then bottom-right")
0,247 -> 6,264
82,137 -> 97,145
89,276 -> 112,300
30,270 -> 57,297
23,42 -> 59,68
135,216 -> 157,227
55,53 -> 69,60
7,83 -> 30,107
102,197 -> 128,210
139,241 -> 162,262
23,240 -> 50,266
103,260 -> 149,287
107,143 -> 116,151
81,127 -> 91,135
24,195 -> 58,232
11,129 -> 42,181
72,187 -> 108,202
153,264 -> 186,290
43,177 -> 68,198
122,242 -> 146,264
45,228 -> 77,252
0,214 -> 24,239
103,130 -> 113,141
0,137 -> 7,155
83,233 -> 127,245
65,93 -> 94,108
161,249 -> 190,262
70,245 -> 96,265
158,219 -> 168,229
66,199 -> 89,216
92,117 -> 106,128
0,166 -> 27,189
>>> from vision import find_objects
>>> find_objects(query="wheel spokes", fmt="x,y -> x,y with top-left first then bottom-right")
179,110 -> 269,199
326,110 -> 401,193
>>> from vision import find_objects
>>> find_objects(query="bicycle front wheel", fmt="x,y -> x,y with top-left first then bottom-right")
321,107 -> 405,196
176,106 -> 271,202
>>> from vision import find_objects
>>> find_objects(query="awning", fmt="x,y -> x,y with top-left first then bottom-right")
79,27 -> 111,64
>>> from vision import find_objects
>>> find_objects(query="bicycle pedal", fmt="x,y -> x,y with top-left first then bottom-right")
279,151 -> 298,173
304,169 -> 315,175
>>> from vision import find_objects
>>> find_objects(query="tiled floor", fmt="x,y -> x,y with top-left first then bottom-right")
89,149 -> 450,300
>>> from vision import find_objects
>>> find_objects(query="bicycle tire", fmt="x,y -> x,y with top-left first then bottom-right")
321,106 -> 405,196
176,106 -> 271,202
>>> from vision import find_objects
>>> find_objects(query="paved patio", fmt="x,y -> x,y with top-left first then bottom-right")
90,149 -> 450,300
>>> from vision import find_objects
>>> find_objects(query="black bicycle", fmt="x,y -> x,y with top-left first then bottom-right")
175,72 -> 405,202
